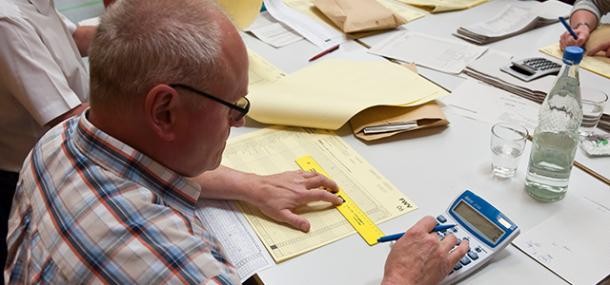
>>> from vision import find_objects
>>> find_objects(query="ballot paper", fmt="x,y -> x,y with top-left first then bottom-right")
221,127 -> 416,262
263,0 -> 345,48
246,12 -> 304,48
513,193 -> 610,285
454,1 -> 568,44
195,199 -> 274,282
369,31 -> 487,74
247,58 -> 448,129
441,79 -> 539,132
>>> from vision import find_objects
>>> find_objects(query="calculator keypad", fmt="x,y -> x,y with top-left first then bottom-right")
523,58 -> 561,71
436,215 -> 488,276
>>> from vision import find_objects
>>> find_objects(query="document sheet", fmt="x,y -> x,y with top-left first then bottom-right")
540,43 -> 610,79
247,58 -> 448,129
221,127 -> 416,262
195,200 -> 274,282
396,0 -> 486,13
369,31 -> 487,74
263,0 -> 344,47
513,192 -> 610,285
441,79 -> 539,132
247,50 -> 285,86
246,12 -> 304,48
455,1 -> 568,44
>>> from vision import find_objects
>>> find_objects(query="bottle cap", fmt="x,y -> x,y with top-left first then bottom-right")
563,46 -> 584,64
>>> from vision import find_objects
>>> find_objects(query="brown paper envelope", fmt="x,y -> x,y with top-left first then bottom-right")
586,24 -> 610,63
350,101 -> 448,141
313,0 -> 406,33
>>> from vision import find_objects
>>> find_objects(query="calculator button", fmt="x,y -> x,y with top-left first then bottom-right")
455,238 -> 461,246
460,256 -> 471,266
436,215 -> 447,223
450,227 -> 458,233
453,263 -> 463,271
475,247 -> 482,253
468,251 -> 479,260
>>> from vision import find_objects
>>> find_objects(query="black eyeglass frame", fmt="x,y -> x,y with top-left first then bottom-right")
169,83 -> 250,121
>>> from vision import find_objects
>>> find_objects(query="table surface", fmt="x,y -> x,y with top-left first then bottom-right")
234,0 -> 610,284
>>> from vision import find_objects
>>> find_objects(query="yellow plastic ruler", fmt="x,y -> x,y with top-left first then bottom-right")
296,155 -> 384,246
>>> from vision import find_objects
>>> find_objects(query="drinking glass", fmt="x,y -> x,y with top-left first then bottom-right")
490,122 -> 529,178
580,88 -> 608,135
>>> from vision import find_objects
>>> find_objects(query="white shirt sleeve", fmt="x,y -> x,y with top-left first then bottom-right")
0,18 -> 82,126
58,11 -> 77,34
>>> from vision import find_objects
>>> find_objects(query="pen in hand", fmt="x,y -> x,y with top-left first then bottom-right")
559,17 -> 578,40
377,224 -> 457,243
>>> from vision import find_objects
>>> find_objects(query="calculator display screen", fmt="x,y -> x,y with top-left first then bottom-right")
454,201 -> 503,243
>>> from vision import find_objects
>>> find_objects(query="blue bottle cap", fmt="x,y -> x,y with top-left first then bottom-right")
563,46 -> 584,64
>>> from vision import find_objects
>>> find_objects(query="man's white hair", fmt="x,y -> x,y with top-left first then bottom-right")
89,0 -> 222,110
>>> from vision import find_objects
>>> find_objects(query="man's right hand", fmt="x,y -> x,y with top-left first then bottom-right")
560,24 -> 591,50
381,216 -> 469,285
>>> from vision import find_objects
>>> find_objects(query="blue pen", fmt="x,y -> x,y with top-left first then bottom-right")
377,224 -> 457,243
559,17 -> 578,40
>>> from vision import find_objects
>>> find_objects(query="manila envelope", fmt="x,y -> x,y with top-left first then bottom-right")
586,24 -> 610,64
350,101 -> 448,141
313,0 -> 406,34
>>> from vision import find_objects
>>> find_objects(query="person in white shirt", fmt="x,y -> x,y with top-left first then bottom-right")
0,0 -> 95,281
560,0 -> 610,57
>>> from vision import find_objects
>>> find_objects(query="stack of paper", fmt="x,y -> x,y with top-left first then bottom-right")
368,31 -> 487,74
455,1 -> 568,45
463,50 -> 555,104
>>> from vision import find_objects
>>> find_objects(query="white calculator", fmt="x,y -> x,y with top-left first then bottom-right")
500,57 -> 561,82
438,190 -> 520,284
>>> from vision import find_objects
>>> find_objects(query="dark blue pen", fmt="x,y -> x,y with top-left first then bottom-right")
377,224 -> 457,243
559,17 -> 578,40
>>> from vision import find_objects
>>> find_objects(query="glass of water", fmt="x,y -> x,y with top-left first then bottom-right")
580,88 -> 608,136
490,122 -> 529,178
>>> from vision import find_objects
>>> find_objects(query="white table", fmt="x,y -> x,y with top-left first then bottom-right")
236,0 -> 610,283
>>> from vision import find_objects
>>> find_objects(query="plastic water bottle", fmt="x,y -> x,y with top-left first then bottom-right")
525,46 -> 584,202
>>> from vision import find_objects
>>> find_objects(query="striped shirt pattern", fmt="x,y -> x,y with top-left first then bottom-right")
5,113 -> 239,284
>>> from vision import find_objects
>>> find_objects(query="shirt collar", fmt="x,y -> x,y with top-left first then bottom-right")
73,110 -> 202,207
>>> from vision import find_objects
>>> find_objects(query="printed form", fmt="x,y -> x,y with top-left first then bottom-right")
513,192 -> 610,285
221,127 -> 416,262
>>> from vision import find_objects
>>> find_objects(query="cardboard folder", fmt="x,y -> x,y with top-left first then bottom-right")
350,101 -> 448,141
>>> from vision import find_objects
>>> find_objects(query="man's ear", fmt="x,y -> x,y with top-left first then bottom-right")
143,84 -> 180,141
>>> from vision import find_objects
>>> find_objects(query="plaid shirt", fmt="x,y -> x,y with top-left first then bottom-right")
5,112 -> 239,284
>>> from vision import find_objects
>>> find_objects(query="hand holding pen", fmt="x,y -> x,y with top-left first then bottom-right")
381,217 -> 469,285
559,16 -> 590,50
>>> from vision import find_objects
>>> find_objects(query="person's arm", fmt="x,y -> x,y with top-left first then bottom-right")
72,25 -> 97,57
560,10 -> 597,49
0,18 -> 85,128
192,166 -> 343,232
381,216 -> 469,285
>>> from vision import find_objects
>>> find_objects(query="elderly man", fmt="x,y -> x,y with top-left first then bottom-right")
5,0 -> 468,283
560,0 -> 610,57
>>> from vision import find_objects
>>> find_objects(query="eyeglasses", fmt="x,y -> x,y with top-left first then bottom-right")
170,83 -> 250,122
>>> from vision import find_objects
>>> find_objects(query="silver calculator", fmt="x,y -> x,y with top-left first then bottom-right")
500,57 -> 561,82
